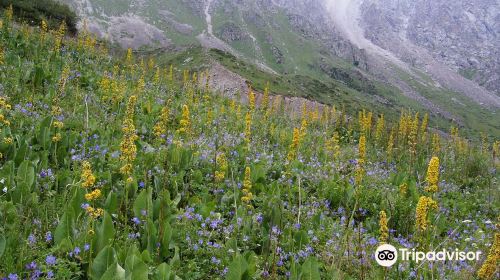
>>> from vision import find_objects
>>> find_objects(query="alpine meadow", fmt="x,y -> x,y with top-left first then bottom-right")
0,1 -> 499,280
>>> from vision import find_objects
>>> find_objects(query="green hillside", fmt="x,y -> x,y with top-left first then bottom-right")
0,6 -> 499,280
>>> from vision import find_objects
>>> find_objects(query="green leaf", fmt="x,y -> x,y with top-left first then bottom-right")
54,209 -> 75,245
14,140 -> 28,166
90,246 -> 117,280
16,160 -> 35,190
226,254 -> 248,280
125,254 -> 148,280
153,263 -> 174,280
0,234 -> 6,257
301,258 -> 321,280
94,211 -> 115,253
133,188 -> 152,219
100,262 -> 125,280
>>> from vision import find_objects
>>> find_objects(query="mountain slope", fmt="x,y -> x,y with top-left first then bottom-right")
62,0 -> 500,137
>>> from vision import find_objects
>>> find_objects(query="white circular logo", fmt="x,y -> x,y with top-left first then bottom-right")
375,244 -> 398,267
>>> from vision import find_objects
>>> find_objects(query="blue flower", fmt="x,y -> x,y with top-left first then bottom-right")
25,261 -> 37,270
211,256 -> 221,265
8,273 -> 18,280
45,255 -> 56,266
84,243 -> 90,251
46,270 -> 54,279
28,234 -> 36,245
45,231 -> 52,242
131,217 -> 141,225
139,181 -> 145,188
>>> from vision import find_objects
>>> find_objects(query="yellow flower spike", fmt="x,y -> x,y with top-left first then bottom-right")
3,137 -> 13,145
241,167 -> 253,207
248,88 -> 255,111
126,48 -> 133,65
287,128 -> 300,161
178,105 -> 191,134
379,211 -> 389,244
53,121 -> 64,129
52,133 -> 62,143
215,153 -> 228,183
399,183 -> 408,195
154,106 -> 170,139
477,233 -> 500,280
120,96 -> 138,179
85,189 -> 102,201
387,128 -> 395,161
355,135 -> 366,185
415,196 -> 438,232
244,111 -> 252,147
54,21 -> 66,53
425,156 -> 439,193
81,161 -> 96,188
375,114 -> 385,143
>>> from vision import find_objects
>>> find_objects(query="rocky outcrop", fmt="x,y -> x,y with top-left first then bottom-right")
217,22 -> 248,42
360,0 -> 500,95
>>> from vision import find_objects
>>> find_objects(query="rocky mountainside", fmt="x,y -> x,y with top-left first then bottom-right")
359,0 -> 499,95
62,0 -> 500,136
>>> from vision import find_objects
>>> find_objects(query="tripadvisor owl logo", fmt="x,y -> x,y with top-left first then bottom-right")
374,243 -> 483,267
375,244 -> 398,267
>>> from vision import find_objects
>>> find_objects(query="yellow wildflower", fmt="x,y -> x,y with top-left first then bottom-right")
85,189 -> 102,201
244,111 -> 252,146
375,114 -> 385,143
425,157 -> 439,193
3,137 -> 13,144
379,211 -> 389,244
52,133 -> 62,143
248,88 -> 255,111
477,233 -> 499,279
355,135 -> 366,185
215,153 -> 228,183
387,128 -> 395,161
415,196 -> 438,231
399,183 -> 408,196
241,167 -> 253,207
81,161 -> 96,188
53,121 -> 64,129
178,105 -> 191,134
287,128 -> 300,161
154,106 -> 170,139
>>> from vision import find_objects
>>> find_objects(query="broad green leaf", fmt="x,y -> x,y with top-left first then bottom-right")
125,254 -> 148,280
16,160 -> 35,189
301,258 -> 321,280
90,246 -> 117,280
14,140 -> 28,166
54,209 -> 75,245
154,263 -> 174,280
100,262 -> 125,280
226,254 -> 248,280
94,211 -> 115,253
133,188 -> 152,219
